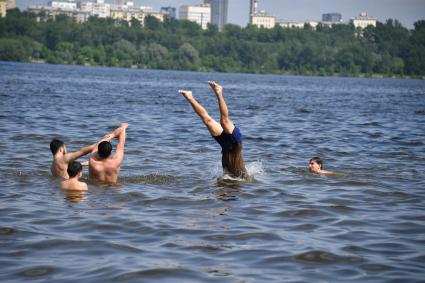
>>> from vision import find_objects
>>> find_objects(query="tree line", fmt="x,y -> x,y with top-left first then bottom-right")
1,9 -> 424,77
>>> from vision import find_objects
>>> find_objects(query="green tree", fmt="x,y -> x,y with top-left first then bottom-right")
0,38 -> 29,61
177,42 -> 200,70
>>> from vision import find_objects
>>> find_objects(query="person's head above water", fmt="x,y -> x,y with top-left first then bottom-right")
309,157 -> 323,173
50,139 -> 65,155
67,161 -> 82,178
98,141 -> 112,159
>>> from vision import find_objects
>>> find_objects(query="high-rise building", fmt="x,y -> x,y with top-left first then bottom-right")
209,0 -> 228,29
179,4 -> 211,29
322,13 -> 342,23
160,6 -> 176,19
249,0 -> 258,24
6,0 -> 16,10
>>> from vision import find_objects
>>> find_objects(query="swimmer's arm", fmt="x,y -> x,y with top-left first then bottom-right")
114,123 -> 128,164
66,143 -> 97,163
90,125 -> 124,154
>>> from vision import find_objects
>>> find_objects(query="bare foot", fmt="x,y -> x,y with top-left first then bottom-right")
120,123 -> 129,130
178,90 -> 193,100
208,81 -> 223,95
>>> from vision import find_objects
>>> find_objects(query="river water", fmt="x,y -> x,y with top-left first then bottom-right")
1,62 -> 424,282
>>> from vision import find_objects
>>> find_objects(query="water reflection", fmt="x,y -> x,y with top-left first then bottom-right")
63,190 -> 87,203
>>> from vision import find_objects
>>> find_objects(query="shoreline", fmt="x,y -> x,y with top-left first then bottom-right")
2,59 -> 422,81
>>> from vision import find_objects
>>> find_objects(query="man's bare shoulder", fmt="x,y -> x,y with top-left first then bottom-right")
60,180 -> 88,191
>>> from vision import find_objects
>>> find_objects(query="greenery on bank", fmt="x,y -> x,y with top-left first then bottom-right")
1,9 -> 424,77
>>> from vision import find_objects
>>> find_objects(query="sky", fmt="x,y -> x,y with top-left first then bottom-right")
18,0 -> 425,29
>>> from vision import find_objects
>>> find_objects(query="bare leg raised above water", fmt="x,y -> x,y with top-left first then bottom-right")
178,90 -> 223,136
208,81 -> 235,134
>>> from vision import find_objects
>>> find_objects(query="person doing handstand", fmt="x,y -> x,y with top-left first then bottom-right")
179,81 -> 247,178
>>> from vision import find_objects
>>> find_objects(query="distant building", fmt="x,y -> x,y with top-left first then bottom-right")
28,0 -> 162,25
322,13 -> 342,23
160,6 -> 176,19
49,0 -> 77,11
249,0 -> 258,24
6,0 -> 16,10
278,20 -> 319,29
179,4 -> 210,29
0,0 -> 6,17
251,11 -> 275,28
80,0 -> 110,18
109,3 -> 162,24
350,12 -> 377,29
209,0 -> 228,29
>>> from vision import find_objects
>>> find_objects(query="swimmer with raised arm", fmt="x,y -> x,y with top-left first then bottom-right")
50,129 -> 125,179
89,123 -> 128,184
179,81 -> 247,178
50,139 -> 96,179
60,161 -> 88,191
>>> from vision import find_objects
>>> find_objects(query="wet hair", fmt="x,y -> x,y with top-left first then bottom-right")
98,141 -> 112,159
50,139 -> 64,155
67,161 -> 82,178
310,157 -> 323,169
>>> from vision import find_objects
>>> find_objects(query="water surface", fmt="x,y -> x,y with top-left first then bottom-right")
1,62 -> 425,282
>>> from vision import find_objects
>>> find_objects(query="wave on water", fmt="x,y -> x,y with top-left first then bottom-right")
119,173 -> 181,185
291,250 -> 363,264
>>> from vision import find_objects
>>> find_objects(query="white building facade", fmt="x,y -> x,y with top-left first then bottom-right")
251,12 -> 275,29
0,0 -> 6,17
278,20 -> 319,29
179,4 -> 210,29
49,0 -> 77,11
79,0 -> 110,18
351,12 -> 377,29
6,0 -> 16,10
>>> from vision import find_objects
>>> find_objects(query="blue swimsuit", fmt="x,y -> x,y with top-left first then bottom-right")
213,127 -> 243,151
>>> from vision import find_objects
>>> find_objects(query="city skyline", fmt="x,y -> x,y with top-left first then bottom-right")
17,0 -> 425,28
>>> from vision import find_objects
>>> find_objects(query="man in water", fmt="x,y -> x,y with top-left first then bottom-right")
309,157 -> 336,176
50,139 -> 97,179
89,123 -> 128,184
179,81 -> 247,178
60,161 -> 88,191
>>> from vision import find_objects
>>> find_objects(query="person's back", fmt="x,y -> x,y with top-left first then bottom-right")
89,123 -> 127,184
51,155 -> 69,179
89,153 -> 122,184
60,161 -> 88,191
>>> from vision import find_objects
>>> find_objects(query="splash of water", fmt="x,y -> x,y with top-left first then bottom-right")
216,161 -> 265,183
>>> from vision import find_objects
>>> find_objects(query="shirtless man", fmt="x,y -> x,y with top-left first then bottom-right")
179,81 -> 247,178
50,139 -> 97,179
60,161 -> 88,191
89,123 -> 128,184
